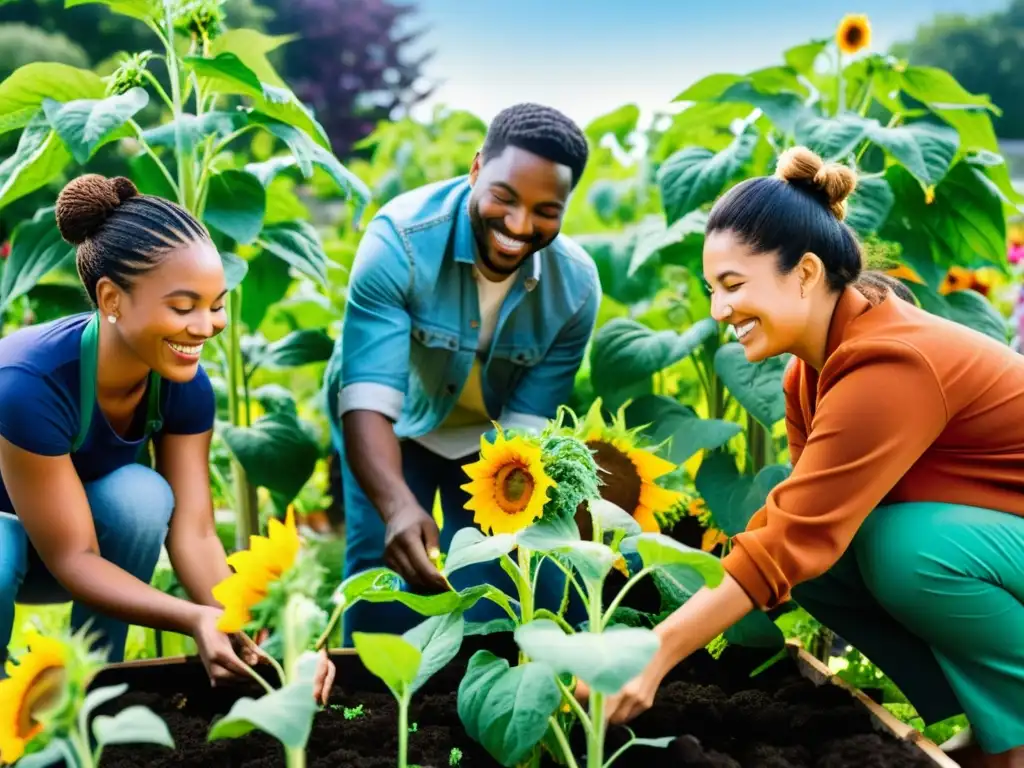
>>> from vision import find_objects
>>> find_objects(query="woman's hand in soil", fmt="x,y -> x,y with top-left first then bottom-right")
383,505 -> 449,593
312,649 -> 337,705
191,606 -> 258,686
573,667 -> 664,726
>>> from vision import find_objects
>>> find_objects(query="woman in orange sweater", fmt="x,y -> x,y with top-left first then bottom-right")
579,147 -> 1024,767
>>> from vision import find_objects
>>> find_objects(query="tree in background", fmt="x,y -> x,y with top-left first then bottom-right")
261,0 -> 436,156
892,0 -> 1024,140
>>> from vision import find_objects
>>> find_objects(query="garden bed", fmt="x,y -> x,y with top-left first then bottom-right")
81,635 -> 957,768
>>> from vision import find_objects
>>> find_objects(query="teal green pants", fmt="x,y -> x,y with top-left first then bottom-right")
791,502 -> 1024,754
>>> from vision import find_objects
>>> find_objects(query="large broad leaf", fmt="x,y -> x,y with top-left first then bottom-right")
219,411 -> 320,501
208,652 -> 319,748
514,619 -> 659,694
868,122 -> 959,188
694,452 -> 791,536
724,611 -> 785,650
443,527 -> 517,576
203,169 -> 266,245
627,210 -> 706,277
0,62 -> 105,135
240,251 -> 292,331
548,540 -> 620,590
257,221 -> 328,288
252,329 -> 335,370
402,613 -> 466,695
457,651 -> 560,768
625,394 -> 741,464
898,66 -> 997,112
590,317 -> 717,400
255,118 -> 372,218
793,113 -> 874,161
713,344 -> 789,428
516,513 -> 581,553
64,0 -> 158,22
783,38 -> 829,75
352,632 -> 421,698
585,103 -> 640,147
12,739 -> 77,768
92,705 -> 175,750
219,251 -> 249,292
0,112 -> 72,209
184,52 -> 267,99
360,583 -> 495,618
621,532 -> 725,588
142,111 -> 247,154
846,176 -> 894,236
1,206 -> 75,312
903,282 -> 1007,343
41,87 -> 148,164
657,128 -> 759,225
882,162 -> 1005,272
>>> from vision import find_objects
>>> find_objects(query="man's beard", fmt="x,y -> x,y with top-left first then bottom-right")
469,200 -> 548,275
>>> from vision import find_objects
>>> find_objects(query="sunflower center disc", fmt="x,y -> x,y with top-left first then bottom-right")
587,440 -> 642,515
495,464 -> 534,513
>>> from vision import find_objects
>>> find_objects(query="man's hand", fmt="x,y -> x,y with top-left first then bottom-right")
190,606 -> 256,687
574,663 -> 666,726
312,649 -> 337,705
383,505 -> 449,593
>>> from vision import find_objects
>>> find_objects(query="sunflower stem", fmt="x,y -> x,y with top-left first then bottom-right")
517,546 -> 535,665
586,584 -> 606,768
283,593 -> 307,768
316,597 -> 349,652
242,663 -> 276,695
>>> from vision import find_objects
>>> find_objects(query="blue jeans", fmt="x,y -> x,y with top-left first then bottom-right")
0,464 -> 174,670
341,439 -> 584,646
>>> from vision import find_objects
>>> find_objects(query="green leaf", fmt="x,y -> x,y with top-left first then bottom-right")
402,613 -> 466,695
80,683 -> 129,726
590,317 -> 717,401
652,566 -> 714,612
255,118 -> 372,219
457,651 -> 560,768
517,513 -> 581,552
550,540 -> 619,589
587,497 -> 642,537
208,652 -> 319,748
142,111 -> 246,154
846,176 -> 895,236
657,128 -> 759,224
514,619 -> 660,694
64,0 -> 157,21
0,62 -> 105,136
465,618 -> 516,636
585,103 -> 640,147
353,632 -> 421,698
627,210 -> 706,277
257,221 -> 328,288
625,395 -> 742,464
360,583 -> 493,618
13,738 -> 76,768
184,52 -> 265,99
92,705 -> 175,750
898,66 -> 997,112
240,252 -> 291,330
903,282 -> 1007,343
881,162 -> 1005,272
443,527 -> 517,577
42,87 -> 147,164
1,206 -> 75,312
255,329 -> 335,370
694,452 -> 791,536
204,169 -> 266,245
219,411 -> 319,501
793,113 -> 873,161
868,122 -> 959,188
0,112 -> 72,210
219,251 -> 248,292
783,39 -> 829,74
713,344 -> 789,428
622,532 -> 725,588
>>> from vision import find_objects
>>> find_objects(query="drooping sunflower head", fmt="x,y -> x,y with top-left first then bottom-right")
836,13 -> 871,55
461,428 -> 557,535
579,399 -> 685,533
214,506 -> 304,633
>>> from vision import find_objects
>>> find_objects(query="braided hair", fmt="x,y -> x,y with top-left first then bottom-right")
55,175 -> 211,306
481,103 -> 590,189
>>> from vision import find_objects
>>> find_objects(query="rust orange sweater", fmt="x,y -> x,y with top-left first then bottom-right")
722,285 -> 1024,610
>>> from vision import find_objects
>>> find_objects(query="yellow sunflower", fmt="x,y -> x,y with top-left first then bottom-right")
580,400 -> 685,533
213,506 -> 301,632
461,430 -> 557,535
0,634 -> 67,764
836,13 -> 871,55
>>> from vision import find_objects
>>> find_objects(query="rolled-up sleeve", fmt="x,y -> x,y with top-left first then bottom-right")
722,340 -> 949,609
337,217 -> 412,423
501,273 -> 600,428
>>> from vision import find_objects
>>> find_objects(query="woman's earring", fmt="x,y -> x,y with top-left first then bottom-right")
107,314 -> 117,324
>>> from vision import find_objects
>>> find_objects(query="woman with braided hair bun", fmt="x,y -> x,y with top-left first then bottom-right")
0,175 -> 335,703
576,147 -> 1024,767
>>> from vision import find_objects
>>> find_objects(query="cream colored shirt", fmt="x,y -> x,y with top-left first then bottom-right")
412,266 -> 516,459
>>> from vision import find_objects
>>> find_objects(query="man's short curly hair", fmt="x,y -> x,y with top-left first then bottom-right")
481,102 -> 589,189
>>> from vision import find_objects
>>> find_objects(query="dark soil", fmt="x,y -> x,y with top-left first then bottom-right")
83,636 -> 935,768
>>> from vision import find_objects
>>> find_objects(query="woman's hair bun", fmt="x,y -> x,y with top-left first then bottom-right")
55,174 -> 139,245
774,146 -> 857,221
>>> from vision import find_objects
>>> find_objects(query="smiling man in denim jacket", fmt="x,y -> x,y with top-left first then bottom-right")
323,103 -> 601,643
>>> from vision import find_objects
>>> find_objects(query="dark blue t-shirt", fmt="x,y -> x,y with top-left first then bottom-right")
0,312 -> 215,512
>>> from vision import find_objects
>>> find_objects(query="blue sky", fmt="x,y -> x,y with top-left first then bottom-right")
400,0 -> 1006,127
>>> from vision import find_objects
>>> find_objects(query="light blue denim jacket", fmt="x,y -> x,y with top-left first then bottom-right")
324,175 -> 601,446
